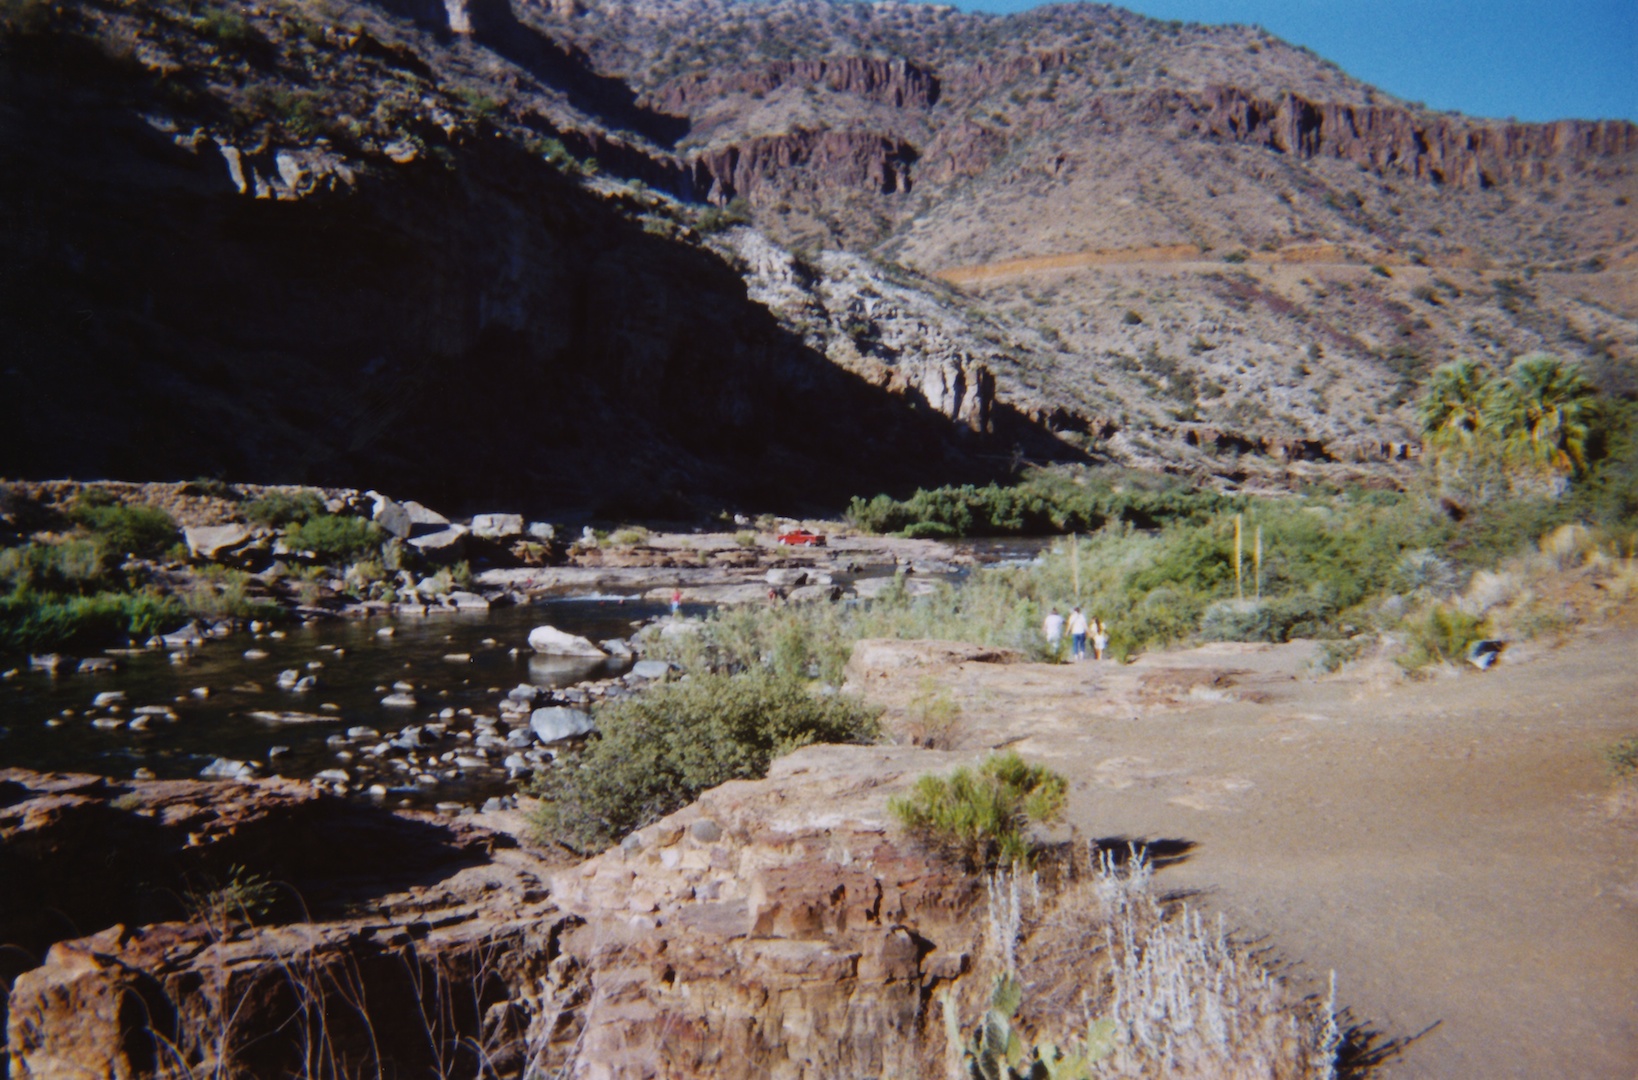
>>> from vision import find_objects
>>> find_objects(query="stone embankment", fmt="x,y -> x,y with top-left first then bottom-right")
1,743 -> 993,1079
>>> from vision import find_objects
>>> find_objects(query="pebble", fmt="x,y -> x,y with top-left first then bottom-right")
91,717 -> 125,730
92,691 -> 126,708
313,769 -> 350,784
414,774 -> 439,787
268,630 -> 286,639
269,746 -> 290,757
346,726 -> 380,740
392,680 -> 415,692
443,653 -> 471,663
439,707 -> 455,720
368,784 -> 388,797
44,718 -> 63,728
191,686 -> 211,699
377,627 -> 395,638
127,717 -> 150,732
434,802 -> 465,814
307,660 -> 324,670
381,693 -> 417,708
2,669 -> 18,679
244,649 -> 269,661
455,756 -> 489,769
133,768 -> 156,780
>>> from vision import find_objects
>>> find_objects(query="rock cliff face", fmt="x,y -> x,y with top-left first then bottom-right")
689,128 -> 920,202
0,6 -> 1069,514
1156,86 -> 1638,189
656,57 -> 940,112
2,750 -> 997,1080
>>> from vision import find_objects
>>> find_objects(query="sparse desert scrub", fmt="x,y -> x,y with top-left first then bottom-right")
948,849 -> 1340,1079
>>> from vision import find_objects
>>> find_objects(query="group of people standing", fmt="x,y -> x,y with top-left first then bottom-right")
1042,606 -> 1108,661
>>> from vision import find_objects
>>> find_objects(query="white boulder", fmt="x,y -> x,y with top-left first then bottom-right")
530,707 -> 595,744
528,625 -> 607,658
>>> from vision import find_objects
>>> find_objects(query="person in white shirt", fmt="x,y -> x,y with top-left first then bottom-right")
1042,608 -> 1065,656
1091,616 -> 1109,660
1068,607 -> 1089,661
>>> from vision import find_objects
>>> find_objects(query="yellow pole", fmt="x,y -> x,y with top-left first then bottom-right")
1255,525 -> 1263,601
1234,514 -> 1243,601
1071,532 -> 1080,601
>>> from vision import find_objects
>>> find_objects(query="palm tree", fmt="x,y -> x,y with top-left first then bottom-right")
1483,354 -> 1595,475
1417,359 -> 1490,455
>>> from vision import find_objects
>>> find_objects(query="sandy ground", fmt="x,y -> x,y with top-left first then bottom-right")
858,622 -> 1638,1077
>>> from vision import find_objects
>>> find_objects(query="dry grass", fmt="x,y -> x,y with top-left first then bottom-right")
950,846 -> 1340,1079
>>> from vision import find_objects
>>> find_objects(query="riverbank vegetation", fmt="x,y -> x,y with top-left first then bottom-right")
662,356 -> 1637,672
528,670 -> 880,853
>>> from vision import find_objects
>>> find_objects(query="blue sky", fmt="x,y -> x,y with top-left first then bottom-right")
932,0 -> 1637,122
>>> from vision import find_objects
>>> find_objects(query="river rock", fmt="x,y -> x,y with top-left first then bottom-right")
381,693 -> 418,708
75,658 -> 117,675
600,639 -> 635,660
526,522 -> 556,541
530,707 -> 595,744
528,626 -> 607,658
184,523 -> 250,561
446,590 -> 489,611
766,568 -> 809,587
199,757 -> 256,780
469,513 -> 523,539
408,525 -> 469,558
628,660 -> 675,681
28,654 -> 63,673
92,691 -> 126,708
160,621 -> 206,649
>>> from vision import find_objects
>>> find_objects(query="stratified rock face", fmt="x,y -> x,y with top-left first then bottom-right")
656,57 -> 940,112
1157,86 -> 1638,189
549,744 -> 986,1079
3,747 -> 996,1080
689,128 -> 920,201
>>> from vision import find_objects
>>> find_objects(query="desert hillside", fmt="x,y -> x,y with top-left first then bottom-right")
1,0 -> 1634,503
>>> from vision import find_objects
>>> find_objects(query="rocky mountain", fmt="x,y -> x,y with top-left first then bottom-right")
1,0 -> 1633,509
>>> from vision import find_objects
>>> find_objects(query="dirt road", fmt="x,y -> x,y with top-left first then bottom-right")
861,624 -> 1638,1077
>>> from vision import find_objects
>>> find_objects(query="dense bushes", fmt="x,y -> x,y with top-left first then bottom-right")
284,514 -> 381,561
529,671 -> 880,853
0,589 -> 181,652
245,489 -> 325,527
846,472 -> 1228,538
70,497 -> 179,558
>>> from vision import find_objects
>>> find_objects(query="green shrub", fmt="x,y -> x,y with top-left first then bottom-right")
888,751 -> 1068,869
283,515 -> 380,562
0,539 -> 108,595
1398,605 -> 1487,670
0,590 -> 182,652
244,489 -> 325,527
529,671 -> 880,853
71,501 -> 178,559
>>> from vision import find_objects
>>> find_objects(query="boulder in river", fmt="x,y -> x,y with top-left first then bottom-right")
528,626 -> 607,658
199,757 -> 257,780
530,706 -> 595,744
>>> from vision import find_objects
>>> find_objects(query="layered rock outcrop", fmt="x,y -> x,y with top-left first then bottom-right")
689,129 -> 920,201
656,57 -> 940,112
1152,85 -> 1638,189
2,748 -> 997,1080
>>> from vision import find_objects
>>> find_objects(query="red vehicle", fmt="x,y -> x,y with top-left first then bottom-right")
777,529 -> 827,547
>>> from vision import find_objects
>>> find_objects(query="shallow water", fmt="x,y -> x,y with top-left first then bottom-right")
0,598 -> 675,804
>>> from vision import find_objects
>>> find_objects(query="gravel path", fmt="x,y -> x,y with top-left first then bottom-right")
866,621 -> 1638,1077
